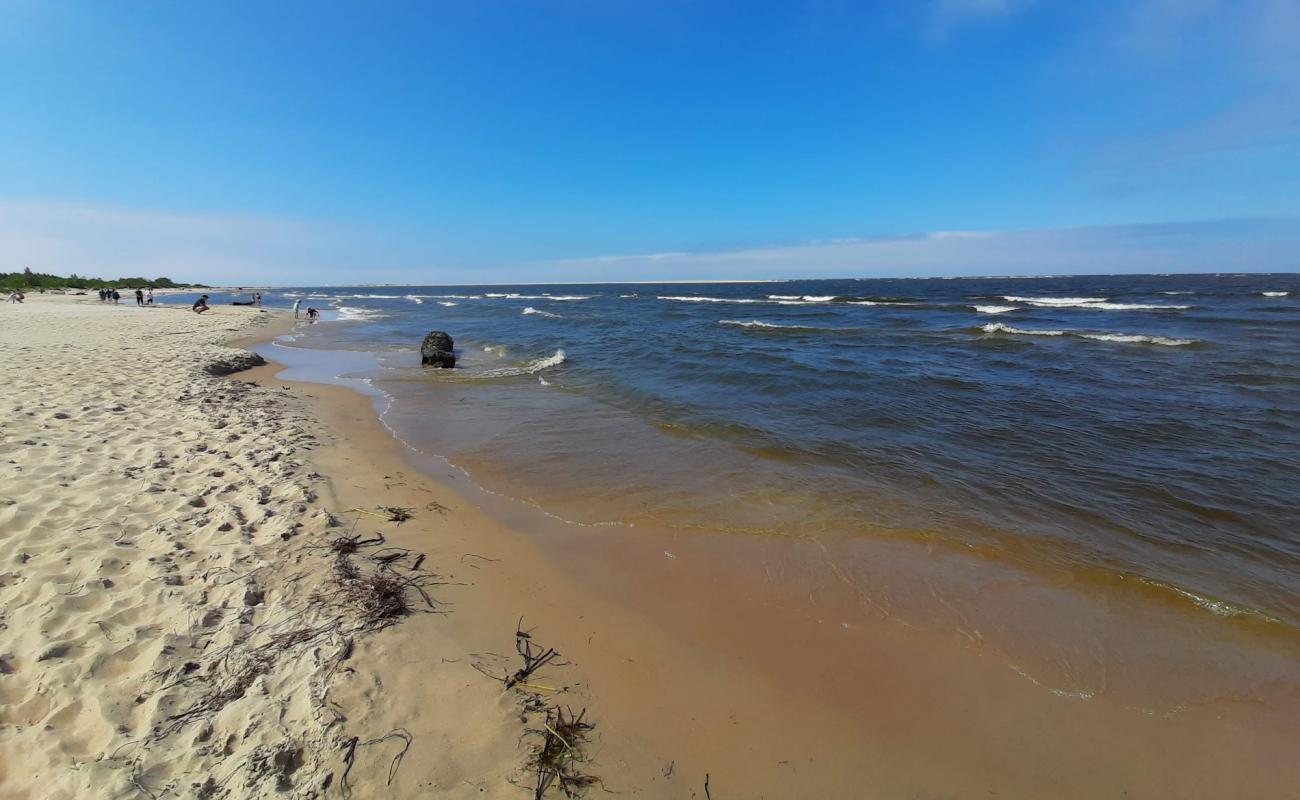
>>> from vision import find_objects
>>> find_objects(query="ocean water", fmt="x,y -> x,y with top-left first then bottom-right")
194,274 -> 1300,636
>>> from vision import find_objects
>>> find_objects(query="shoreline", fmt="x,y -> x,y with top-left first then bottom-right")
250,315 -> 1300,797
3,295 -> 1297,798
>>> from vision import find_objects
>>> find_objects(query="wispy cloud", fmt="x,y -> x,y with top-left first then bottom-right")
3,198 -> 1294,284
539,218 -> 1300,282
1085,0 -> 1300,170
927,0 -> 1034,40
0,198 -> 342,283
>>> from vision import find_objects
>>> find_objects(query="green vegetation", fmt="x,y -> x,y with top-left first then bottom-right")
0,267 -> 207,291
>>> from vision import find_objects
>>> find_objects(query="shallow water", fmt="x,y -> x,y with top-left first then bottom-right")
204,274 -> 1300,635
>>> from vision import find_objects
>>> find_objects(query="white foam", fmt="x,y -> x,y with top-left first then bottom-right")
973,305 -> 1017,314
982,323 -> 1196,346
1080,333 -> 1198,346
768,294 -> 834,302
405,295 -> 424,304
981,323 -> 1065,337
437,301 -> 458,307
659,295 -> 763,303
476,349 -> 567,378
486,292 -> 590,300
1262,291 -> 1291,297
1002,295 -> 1186,310
719,319 -> 822,331
522,307 -> 560,318
335,305 -> 389,322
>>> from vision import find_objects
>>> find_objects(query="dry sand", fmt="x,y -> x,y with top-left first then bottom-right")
0,297 -> 527,799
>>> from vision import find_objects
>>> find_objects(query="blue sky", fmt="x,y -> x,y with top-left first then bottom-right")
1,0 -> 1298,283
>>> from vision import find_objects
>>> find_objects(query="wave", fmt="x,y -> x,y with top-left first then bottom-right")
336,305 -> 390,322
1002,296 -> 1188,311
437,301 -> 458,307
973,305 -> 1018,314
768,294 -> 835,302
660,295 -> 764,304
719,319 -> 832,332
405,295 -> 424,304
523,307 -> 560,318
1160,291 -> 1194,295
1262,291 -> 1291,297
486,292 -> 591,300
475,349 -> 567,379
981,323 -> 1196,346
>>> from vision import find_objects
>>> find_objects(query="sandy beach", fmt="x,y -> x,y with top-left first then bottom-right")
3,293 -> 1298,800
0,296 -> 536,799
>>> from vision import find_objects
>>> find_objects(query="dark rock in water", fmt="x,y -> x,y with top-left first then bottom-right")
421,331 -> 456,368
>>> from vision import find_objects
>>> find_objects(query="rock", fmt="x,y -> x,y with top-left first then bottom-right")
420,331 -> 456,368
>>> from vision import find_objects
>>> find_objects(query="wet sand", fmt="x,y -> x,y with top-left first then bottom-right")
258,328 -> 1300,798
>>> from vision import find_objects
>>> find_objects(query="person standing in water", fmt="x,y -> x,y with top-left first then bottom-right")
292,298 -> 302,318
134,288 -> 144,306
146,289 -> 154,305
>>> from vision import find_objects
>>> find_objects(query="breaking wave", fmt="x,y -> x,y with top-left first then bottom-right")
981,323 -> 1197,346
336,306 -> 389,322
487,293 -> 591,300
1262,291 -> 1291,297
523,307 -> 561,318
1002,296 -> 1188,311
475,349 -> 567,378
973,305 -> 1018,314
719,319 -> 834,332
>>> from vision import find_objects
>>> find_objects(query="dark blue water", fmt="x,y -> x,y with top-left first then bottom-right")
190,274 -> 1300,629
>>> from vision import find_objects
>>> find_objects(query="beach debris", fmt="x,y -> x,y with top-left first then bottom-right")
202,352 -> 267,377
529,706 -> 596,799
379,505 -> 413,523
419,330 -> 456,368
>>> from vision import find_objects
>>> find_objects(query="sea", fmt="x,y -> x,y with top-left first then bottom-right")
173,273 -> 1300,705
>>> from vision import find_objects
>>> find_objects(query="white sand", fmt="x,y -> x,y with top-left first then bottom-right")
0,297 -> 523,798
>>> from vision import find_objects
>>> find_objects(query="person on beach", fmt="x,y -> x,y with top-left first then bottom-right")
98,289 -> 105,302
111,289 -> 120,304
146,289 -> 154,305
135,288 -> 144,306
192,294 -> 211,314
306,307 -> 319,322
292,298 -> 302,318
7,290 -> 24,303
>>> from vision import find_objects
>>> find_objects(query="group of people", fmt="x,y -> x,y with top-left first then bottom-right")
96,287 -> 154,305
290,297 -> 320,321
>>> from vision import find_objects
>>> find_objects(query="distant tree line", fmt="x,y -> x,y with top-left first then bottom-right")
0,267 -> 208,291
